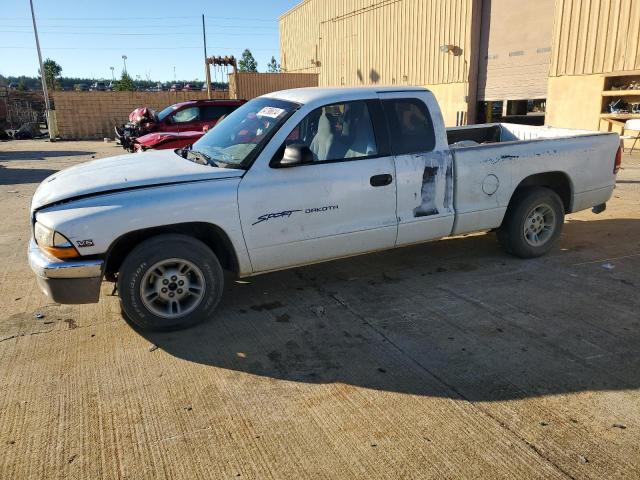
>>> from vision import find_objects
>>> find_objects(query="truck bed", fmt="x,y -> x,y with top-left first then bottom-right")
445,123 -> 620,235
446,122 -> 607,147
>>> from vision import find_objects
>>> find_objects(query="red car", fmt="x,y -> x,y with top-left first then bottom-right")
115,99 -> 245,151
133,130 -> 207,152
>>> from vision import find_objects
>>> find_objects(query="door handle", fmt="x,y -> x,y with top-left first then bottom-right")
370,174 -> 393,187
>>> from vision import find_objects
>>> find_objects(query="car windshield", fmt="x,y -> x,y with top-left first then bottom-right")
157,105 -> 177,121
191,98 -> 298,168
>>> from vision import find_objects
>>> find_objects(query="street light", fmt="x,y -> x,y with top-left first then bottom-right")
122,55 -> 128,74
110,66 -> 115,80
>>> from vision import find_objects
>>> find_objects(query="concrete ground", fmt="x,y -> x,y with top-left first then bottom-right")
0,139 -> 639,479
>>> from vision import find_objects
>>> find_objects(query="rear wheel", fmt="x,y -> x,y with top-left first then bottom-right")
497,187 -> 564,258
118,234 -> 224,331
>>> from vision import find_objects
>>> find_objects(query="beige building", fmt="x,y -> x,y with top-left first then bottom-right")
546,0 -> 640,143
280,0 -> 640,142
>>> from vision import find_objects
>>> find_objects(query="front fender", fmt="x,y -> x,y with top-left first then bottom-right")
35,179 -> 252,275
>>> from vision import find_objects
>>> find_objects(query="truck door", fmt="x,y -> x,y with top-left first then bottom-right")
238,99 -> 398,273
377,92 -> 455,246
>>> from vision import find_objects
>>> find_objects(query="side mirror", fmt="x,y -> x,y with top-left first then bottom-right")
278,144 -> 314,167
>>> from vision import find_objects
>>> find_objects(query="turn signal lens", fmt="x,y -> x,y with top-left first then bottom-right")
34,222 -> 79,259
41,245 -> 80,259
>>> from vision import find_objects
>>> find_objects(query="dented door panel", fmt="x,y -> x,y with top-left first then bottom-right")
394,150 -> 456,245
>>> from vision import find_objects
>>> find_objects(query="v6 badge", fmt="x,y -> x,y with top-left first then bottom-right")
76,239 -> 95,248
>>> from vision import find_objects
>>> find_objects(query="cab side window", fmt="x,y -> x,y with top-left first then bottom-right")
287,101 -> 378,162
172,106 -> 200,123
201,105 -> 235,121
382,99 -> 435,154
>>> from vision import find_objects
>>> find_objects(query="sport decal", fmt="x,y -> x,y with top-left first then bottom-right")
252,210 -> 302,226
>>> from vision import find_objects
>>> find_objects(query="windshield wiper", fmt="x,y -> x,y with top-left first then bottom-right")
206,147 -> 244,169
179,147 -> 218,167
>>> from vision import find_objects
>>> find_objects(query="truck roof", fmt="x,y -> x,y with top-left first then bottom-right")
171,99 -> 246,109
263,86 -> 430,105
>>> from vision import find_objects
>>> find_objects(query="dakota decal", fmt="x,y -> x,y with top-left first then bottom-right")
305,205 -> 339,214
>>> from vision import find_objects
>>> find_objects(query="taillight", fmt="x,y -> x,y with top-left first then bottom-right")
614,146 -> 622,174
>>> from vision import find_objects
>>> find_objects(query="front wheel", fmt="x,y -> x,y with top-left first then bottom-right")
118,234 -> 224,331
497,187 -> 565,258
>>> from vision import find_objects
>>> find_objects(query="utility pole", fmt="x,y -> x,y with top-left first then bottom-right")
202,14 -> 211,99
29,0 -> 55,140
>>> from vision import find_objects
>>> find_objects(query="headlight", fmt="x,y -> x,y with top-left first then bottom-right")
34,222 -> 79,259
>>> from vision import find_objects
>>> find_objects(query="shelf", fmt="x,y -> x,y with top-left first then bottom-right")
600,113 -> 640,120
604,70 -> 640,78
602,90 -> 640,96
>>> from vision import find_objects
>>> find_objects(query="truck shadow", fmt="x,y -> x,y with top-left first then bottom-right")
140,218 -> 640,401
0,165 -> 58,185
0,150 -> 96,161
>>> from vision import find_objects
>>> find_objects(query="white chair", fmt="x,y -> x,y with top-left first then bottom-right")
621,119 -> 640,154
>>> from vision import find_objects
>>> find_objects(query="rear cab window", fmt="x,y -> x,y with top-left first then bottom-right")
382,99 -> 436,154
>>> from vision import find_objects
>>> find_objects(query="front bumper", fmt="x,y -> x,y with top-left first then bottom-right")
28,238 -> 104,304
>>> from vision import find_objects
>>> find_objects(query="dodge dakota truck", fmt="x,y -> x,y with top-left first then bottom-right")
28,87 -> 622,330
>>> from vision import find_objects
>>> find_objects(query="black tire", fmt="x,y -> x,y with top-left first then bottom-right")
497,187 -> 565,258
117,234 -> 224,331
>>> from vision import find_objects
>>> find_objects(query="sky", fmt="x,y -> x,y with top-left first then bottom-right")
0,0 -> 300,82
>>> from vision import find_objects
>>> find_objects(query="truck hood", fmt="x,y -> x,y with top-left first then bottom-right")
32,149 -> 244,210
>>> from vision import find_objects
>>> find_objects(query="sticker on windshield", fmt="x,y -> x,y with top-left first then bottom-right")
257,107 -> 286,119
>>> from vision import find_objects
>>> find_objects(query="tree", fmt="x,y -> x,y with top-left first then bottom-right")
114,71 -> 135,91
17,78 -> 27,91
40,58 -> 62,91
238,49 -> 258,73
266,56 -> 281,73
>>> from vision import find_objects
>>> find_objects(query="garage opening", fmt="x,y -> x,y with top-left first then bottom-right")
477,99 -> 546,125
475,0 -> 555,126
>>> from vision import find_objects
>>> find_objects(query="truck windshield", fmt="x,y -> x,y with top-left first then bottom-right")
191,98 -> 298,168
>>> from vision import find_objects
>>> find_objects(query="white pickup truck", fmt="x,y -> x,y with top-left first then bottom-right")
29,87 -> 622,330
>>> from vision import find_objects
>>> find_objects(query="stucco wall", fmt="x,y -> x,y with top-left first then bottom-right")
424,82 -> 469,127
546,0 -> 640,145
280,0 -> 476,86
545,75 -> 604,130
550,0 -> 640,77
280,0 -> 481,124
51,91 -> 228,140
228,73 -> 319,99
